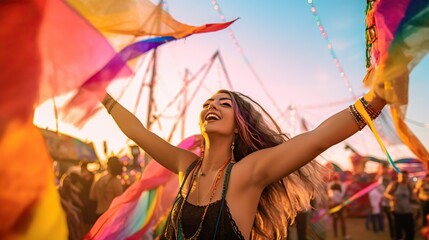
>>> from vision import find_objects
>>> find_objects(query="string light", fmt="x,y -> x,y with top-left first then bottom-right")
307,1 -> 357,99
161,0 -> 169,11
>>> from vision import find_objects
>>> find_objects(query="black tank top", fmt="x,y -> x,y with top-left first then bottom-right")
160,161 -> 245,240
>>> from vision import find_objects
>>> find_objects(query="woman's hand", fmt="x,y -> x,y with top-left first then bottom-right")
363,89 -> 386,113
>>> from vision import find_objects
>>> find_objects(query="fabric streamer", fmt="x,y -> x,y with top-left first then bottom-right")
329,181 -> 379,214
355,100 -> 401,173
37,0 -> 132,107
85,135 -> 201,240
363,0 -> 429,168
310,181 -> 380,223
60,36 -> 176,127
57,0 -> 236,126
84,161 -> 174,240
374,108 -> 403,145
0,121 -> 68,240
0,0 -> 86,238
67,0 -> 235,50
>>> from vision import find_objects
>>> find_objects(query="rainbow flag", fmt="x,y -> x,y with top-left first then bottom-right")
67,0 -> 235,50
85,135 -> 202,239
363,0 -> 429,166
84,161 -> 176,240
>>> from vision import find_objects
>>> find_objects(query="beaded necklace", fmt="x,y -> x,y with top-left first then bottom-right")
175,157 -> 231,240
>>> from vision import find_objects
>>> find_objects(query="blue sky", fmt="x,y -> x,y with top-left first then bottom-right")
34,0 -> 429,171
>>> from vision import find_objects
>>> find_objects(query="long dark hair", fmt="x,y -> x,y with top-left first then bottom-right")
219,89 -> 328,239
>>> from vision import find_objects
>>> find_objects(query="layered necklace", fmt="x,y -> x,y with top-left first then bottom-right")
175,157 -> 231,240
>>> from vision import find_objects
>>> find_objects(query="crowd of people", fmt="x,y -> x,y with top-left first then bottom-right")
322,163 -> 429,240
57,157 -> 126,240
55,154 -> 429,240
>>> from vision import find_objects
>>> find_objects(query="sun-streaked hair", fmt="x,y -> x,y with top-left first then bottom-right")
217,89 -> 328,239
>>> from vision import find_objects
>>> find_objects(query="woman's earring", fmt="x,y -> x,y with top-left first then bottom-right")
231,137 -> 235,163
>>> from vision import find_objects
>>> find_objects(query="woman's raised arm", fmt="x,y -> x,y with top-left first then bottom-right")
247,91 -> 386,187
101,94 -> 197,173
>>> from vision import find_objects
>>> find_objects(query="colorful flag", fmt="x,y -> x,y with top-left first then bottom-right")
58,0 -> 236,126
363,0 -> 429,166
67,0 -> 236,50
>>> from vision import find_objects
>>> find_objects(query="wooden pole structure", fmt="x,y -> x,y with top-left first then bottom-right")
143,49 -> 157,167
181,69 -> 189,140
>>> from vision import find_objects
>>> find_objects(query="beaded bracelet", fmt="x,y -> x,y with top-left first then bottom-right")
349,97 -> 381,130
348,105 -> 366,130
359,97 -> 381,120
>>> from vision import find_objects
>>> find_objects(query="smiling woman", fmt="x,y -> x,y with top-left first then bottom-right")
92,86 -> 387,239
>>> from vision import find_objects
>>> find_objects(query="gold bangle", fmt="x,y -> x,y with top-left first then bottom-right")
102,94 -> 113,107
107,100 -> 117,114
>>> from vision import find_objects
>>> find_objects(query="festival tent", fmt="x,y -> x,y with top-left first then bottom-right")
394,158 -> 426,176
39,127 -> 99,178
39,128 -> 98,162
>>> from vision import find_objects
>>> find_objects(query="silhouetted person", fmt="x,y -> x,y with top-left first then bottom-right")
78,161 -> 97,231
385,171 -> 415,240
368,183 -> 384,232
90,156 -> 124,220
414,173 -> 429,226
328,174 -> 350,239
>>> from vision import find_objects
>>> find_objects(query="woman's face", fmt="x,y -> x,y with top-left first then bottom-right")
199,92 -> 236,136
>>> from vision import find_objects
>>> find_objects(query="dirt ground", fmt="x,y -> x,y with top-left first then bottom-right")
325,217 -> 391,240
287,216 -> 425,240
